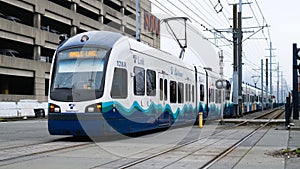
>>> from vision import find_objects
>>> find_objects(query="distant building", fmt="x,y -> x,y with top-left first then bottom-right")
0,0 -> 160,102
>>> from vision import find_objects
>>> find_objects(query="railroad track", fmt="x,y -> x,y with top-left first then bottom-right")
102,109 -> 285,168
0,138 -> 93,166
253,107 -> 285,119
1,108 -> 285,168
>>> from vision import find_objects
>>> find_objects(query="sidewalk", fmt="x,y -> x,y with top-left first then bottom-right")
286,119 -> 300,169
232,119 -> 300,169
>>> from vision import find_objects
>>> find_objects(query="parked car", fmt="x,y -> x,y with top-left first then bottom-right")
0,49 -> 23,58
0,12 -> 5,19
41,25 -> 59,34
5,16 -> 21,23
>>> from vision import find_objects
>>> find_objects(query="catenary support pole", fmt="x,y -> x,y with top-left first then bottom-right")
232,4 -> 239,117
261,59 -> 264,111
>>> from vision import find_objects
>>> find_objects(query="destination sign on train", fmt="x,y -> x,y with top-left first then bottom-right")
69,50 -> 97,58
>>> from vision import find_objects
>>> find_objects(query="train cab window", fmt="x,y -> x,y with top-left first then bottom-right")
111,68 -> 128,98
170,81 -> 177,103
178,82 -> 184,103
200,84 -> 205,101
146,69 -> 156,96
192,85 -> 194,102
134,67 -> 145,96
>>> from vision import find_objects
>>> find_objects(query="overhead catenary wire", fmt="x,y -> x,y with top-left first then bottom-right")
151,0 -> 276,86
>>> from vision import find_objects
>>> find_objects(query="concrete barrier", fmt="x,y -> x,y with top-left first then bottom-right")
0,102 -> 17,118
0,100 -> 48,118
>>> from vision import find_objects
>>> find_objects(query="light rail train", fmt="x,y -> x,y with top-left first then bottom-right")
48,31 -> 276,136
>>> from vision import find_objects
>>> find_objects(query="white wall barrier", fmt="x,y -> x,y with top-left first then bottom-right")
0,100 -> 48,118
0,102 -> 18,118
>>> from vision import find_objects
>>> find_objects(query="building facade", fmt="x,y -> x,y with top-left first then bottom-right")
0,0 -> 160,102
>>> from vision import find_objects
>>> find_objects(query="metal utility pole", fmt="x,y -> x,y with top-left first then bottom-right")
281,71 -> 284,103
292,43 -> 299,119
277,62 -> 280,104
266,58 -> 269,109
237,0 -> 243,116
135,0 -> 140,41
232,4 -> 239,117
261,59 -> 264,111
269,42 -> 273,108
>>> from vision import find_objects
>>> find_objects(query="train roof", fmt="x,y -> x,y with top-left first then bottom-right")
58,31 -> 123,50
56,31 -> 209,74
127,38 -> 195,70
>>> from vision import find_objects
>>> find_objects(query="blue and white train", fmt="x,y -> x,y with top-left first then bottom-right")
48,31 -> 231,136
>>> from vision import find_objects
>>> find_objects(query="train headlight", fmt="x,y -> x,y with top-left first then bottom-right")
85,103 -> 102,113
87,107 -> 94,112
49,103 -> 61,113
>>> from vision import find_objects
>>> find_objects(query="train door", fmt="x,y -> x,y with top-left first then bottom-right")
158,71 -> 170,126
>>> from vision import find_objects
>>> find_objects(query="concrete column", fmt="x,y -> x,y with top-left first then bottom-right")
71,2 -> 77,12
120,6 -> 125,33
121,25 -> 125,32
71,26 -> 77,36
33,13 -> 41,29
99,15 -> 104,24
34,45 -> 41,61
121,6 -> 125,14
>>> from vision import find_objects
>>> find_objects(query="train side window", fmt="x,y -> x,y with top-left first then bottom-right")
134,66 -> 145,96
170,81 -> 177,103
160,78 -> 163,100
185,83 -> 189,102
242,94 -> 246,102
111,68 -> 128,98
209,88 -> 214,102
164,79 -> 168,101
146,69 -> 156,96
216,90 -> 221,103
200,84 -> 204,101
189,84 -> 191,102
178,82 -> 184,103
225,90 -> 230,101
192,85 -> 194,102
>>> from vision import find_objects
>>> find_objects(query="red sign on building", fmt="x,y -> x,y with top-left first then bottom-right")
144,11 -> 160,36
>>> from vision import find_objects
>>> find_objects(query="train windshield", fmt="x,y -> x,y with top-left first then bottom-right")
50,47 -> 109,101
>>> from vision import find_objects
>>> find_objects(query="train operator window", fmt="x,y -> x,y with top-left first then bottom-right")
170,81 -> 177,103
111,68 -> 128,98
146,69 -> 156,96
178,82 -> 184,103
200,84 -> 204,101
134,67 -> 145,96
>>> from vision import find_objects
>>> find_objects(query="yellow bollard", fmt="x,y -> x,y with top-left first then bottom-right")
199,112 -> 203,128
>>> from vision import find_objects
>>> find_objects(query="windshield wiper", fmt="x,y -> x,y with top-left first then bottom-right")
54,87 -> 72,90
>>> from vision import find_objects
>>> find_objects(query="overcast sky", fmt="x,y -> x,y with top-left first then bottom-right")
259,0 -> 298,88
151,0 -> 298,94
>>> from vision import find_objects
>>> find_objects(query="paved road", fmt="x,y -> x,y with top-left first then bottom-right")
0,119 -> 207,169
0,119 -> 67,149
